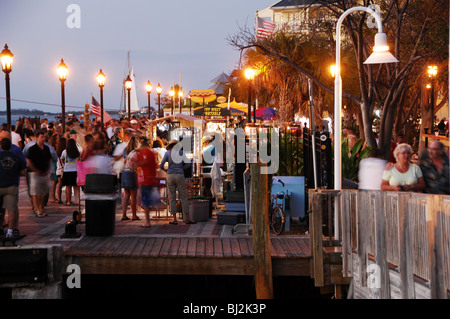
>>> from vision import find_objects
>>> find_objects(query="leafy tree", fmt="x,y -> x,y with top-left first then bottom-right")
228,0 -> 448,159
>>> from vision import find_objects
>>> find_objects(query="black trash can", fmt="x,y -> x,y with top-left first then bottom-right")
84,174 -> 118,236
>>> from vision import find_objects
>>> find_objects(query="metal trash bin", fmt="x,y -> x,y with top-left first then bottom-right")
84,174 -> 118,236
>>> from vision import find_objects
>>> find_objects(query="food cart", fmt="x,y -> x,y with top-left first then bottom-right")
146,114 -> 205,211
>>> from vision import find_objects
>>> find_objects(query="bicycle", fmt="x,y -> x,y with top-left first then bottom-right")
269,178 -> 291,235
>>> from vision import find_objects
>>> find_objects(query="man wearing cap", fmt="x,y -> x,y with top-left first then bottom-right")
160,139 -> 195,225
129,119 -> 139,132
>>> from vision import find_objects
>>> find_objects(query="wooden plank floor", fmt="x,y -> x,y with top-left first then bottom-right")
62,235 -> 311,259
5,177 -> 312,277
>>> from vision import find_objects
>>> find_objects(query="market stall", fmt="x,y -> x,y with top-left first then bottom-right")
215,99 -> 248,117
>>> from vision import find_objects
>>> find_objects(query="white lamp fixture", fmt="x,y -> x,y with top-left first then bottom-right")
364,33 -> 399,64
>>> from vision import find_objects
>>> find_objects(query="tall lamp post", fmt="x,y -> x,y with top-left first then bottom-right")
333,6 -> 398,239
334,6 -> 398,190
97,69 -> 106,128
169,87 -> 175,115
146,81 -> 152,119
245,68 -> 255,123
427,65 -> 438,130
188,95 -> 192,116
179,88 -> 184,113
156,83 -> 162,117
57,59 -> 68,134
0,44 -> 13,132
125,75 -> 132,120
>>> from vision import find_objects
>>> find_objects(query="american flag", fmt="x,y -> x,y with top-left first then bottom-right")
257,17 -> 276,39
91,96 -> 112,123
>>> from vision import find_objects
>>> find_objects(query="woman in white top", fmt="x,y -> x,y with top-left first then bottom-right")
10,125 -> 22,149
61,138 -> 80,205
381,143 -> 425,192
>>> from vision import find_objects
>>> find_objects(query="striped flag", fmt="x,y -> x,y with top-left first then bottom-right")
257,17 -> 276,39
91,96 -> 112,123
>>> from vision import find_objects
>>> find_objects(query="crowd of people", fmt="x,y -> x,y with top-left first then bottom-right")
0,115 -> 197,240
2,112 -> 450,240
359,139 -> 450,195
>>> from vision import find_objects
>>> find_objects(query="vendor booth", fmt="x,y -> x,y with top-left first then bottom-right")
146,113 -> 209,219
194,106 -> 231,117
215,99 -> 248,117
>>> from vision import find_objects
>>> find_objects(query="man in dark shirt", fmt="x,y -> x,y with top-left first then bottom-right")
0,138 -> 26,238
26,130 -> 52,217
0,131 -> 26,236
419,140 -> 450,194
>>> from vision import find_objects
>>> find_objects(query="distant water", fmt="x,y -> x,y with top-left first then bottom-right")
0,114 -> 58,125
0,113 -> 121,126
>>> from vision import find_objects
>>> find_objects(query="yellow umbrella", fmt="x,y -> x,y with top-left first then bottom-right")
216,98 -> 248,116
189,89 -> 216,104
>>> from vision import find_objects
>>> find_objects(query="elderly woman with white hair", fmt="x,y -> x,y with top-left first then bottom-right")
381,143 -> 425,192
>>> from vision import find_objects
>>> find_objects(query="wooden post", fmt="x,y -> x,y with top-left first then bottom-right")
374,191 -> 390,299
341,190 -> 352,277
251,163 -> 273,299
398,193 -> 415,298
427,195 -> 446,298
310,190 -> 324,286
357,191 -> 368,289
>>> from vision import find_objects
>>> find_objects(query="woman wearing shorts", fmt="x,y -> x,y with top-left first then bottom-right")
120,136 -> 141,221
61,138 -> 80,206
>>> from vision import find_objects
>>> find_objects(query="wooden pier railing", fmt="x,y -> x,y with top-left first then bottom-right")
309,189 -> 450,299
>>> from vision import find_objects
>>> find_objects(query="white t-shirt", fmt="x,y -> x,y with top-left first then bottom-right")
61,149 -> 78,172
358,157 -> 387,190
382,164 -> 423,186
106,125 -> 116,139
112,141 -> 127,176
11,131 -> 22,147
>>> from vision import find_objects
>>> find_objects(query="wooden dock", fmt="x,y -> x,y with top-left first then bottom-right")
1,177 -> 345,299
309,189 -> 450,299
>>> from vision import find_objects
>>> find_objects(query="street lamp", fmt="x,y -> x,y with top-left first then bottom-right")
125,75 -> 132,120
330,64 -> 337,78
245,68 -> 256,123
179,88 -> 184,113
57,59 -> 68,134
146,81 -> 152,119
334,6 -> 398,191
427,65 -> 438,130
156,83 -> 162,117
97,69 -> 105,128
188,94 -> 192,116
169,87 -> 175,115
1,44 -> 13,132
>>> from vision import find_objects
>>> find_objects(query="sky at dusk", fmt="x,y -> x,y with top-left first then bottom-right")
0,0 -> 275,113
